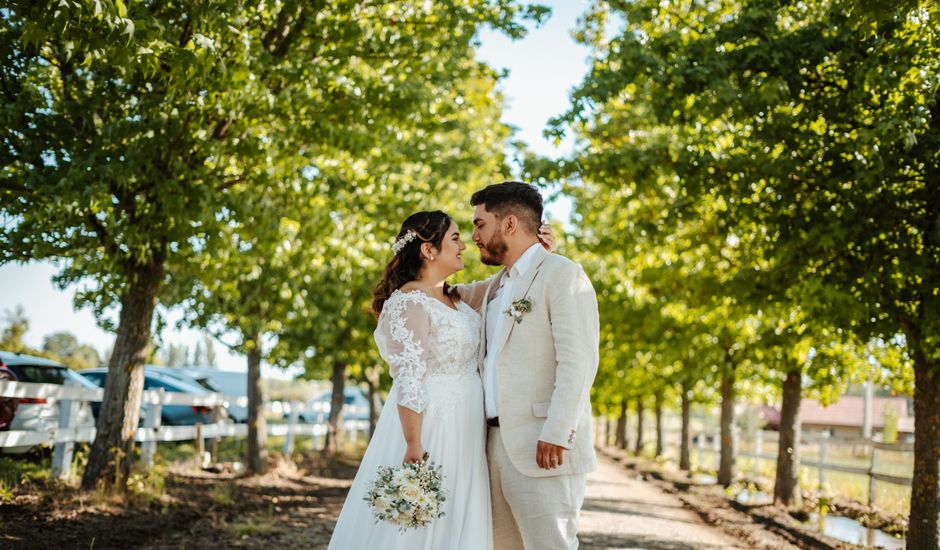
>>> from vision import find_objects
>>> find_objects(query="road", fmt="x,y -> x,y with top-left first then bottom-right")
579,454 -> 747,550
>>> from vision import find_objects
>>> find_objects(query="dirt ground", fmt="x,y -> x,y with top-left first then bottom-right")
3,448 -> 837,550
0,453 -> 355,549
3,450 -> 761,550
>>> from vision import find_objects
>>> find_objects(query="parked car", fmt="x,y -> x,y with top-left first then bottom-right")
0,365 -> 18,430
80,367 -> 217,426
291,387 -> 372,424
146,366 -> 247,423
0,351 -> 99,454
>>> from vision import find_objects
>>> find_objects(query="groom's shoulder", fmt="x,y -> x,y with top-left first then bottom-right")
543,253 -> 589,279
544,252 -> 580,270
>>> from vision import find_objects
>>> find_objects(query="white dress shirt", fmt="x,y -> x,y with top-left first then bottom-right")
484,243 -> 543,419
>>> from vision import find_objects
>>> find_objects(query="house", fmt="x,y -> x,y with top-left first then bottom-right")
760,396 -> 914,439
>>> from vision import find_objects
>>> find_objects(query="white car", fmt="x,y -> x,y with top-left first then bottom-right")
0,351 -> 98,454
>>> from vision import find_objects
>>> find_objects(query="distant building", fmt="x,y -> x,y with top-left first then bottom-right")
759,396 -> 914,439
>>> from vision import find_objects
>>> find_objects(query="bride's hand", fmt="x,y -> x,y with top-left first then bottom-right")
539,222 -> 556,252
402,442 -> 425,465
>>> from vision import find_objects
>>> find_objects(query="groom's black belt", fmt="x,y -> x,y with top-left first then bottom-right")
486,417 -> 500,427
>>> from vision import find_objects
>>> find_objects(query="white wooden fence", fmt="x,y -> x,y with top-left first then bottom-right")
0,380 -> 368,479
596,415 -> 914,509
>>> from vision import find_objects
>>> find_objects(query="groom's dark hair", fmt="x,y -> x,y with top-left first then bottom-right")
470,181 -> 543,235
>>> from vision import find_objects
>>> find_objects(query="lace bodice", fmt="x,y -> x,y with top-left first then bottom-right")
374,289 -> 481,413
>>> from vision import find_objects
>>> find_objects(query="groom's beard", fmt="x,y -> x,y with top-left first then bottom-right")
479,233 -> 508,266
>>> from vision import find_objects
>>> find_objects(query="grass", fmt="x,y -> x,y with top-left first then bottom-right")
229,511 -> 278,537
209,482 -> 236,506
153,430 -> 344,465
0,427 -> 368,496
125,465 -> 168,507
0,478 -> 13,502
0,452 -> 51,487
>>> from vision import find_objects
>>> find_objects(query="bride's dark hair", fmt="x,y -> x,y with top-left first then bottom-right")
371,210 -> 460,317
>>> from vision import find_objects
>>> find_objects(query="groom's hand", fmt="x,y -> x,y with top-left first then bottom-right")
536,440 -> 565,469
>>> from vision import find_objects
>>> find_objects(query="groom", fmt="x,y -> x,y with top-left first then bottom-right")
460,181 -> 599,549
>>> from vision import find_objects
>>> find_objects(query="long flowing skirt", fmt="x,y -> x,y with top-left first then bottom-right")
327,372 -> 493,550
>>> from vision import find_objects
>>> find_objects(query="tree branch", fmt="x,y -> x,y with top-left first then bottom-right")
215,175 -> 245,192
272,7 -> 307,58
212,118 -> 231,140
179,17 -> 193,48
85,212 -> 120,258
0,182 -> 30,194
262,4 -> 295,52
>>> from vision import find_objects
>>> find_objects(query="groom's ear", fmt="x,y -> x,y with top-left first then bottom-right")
503,214 -> 518,235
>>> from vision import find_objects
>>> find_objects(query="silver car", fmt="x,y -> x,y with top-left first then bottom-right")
0,351 -> 98,454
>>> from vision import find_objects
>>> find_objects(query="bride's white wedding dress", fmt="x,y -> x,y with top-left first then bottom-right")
327,289 -> 493,550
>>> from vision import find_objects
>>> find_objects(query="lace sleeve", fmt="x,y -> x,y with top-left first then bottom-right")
375,293 -> 432,413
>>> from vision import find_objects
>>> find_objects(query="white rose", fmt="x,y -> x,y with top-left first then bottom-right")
392,469 -> 411,486
399,482 -> 421,502
374,496 -> 390,512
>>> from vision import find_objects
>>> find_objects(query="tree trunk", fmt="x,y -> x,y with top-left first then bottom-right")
365,365 -> 381,440
774,367 -> 803,507
718,360 -> 736,487
655,392 -> 664,457
680,383 -> 692,471
616,398 -> 627,449
246,335 -> 267,475
81,262 -> 162,490
634,397 -> 645,455
908,346 -> 940,549
324,360 -> 346,456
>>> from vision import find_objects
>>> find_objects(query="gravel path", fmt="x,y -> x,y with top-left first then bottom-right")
578,454 -> 746,550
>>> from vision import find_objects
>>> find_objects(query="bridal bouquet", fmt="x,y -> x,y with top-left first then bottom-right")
363,453 -> 446,531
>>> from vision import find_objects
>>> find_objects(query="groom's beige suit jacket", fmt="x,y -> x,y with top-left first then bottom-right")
459,246 -> 599,478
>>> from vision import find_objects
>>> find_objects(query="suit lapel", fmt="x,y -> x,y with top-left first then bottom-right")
493,248 -> 549,357
478,269 -> 506,365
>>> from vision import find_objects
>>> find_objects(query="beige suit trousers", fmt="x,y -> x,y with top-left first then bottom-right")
487,427 -> 586,550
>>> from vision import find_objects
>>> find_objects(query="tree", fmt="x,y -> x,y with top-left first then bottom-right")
190,339 -> 204,367
43,331 -> 102,370
161,343 -> 190,368
560,0 -> 939,544
161,3 -> 545,468
0,306 -> 29,353
42,331 -> 79,358
0,0 -> 548,488
203,336 -> 217,369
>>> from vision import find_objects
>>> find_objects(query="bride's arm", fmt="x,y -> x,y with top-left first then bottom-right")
452,275 -> 497,311
398,407 -> 424,464
377,296 -> 432,464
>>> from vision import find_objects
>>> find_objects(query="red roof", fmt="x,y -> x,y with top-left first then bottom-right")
769,396 -> 914,434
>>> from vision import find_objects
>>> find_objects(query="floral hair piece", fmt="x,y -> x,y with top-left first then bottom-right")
392,229 -> 419,255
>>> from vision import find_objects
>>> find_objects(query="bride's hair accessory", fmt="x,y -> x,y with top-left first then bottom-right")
392,229 -> 419,255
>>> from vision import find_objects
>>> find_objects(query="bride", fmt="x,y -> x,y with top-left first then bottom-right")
327,210 -> 550,550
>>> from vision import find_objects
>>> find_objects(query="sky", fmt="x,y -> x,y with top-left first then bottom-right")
0,1 -> 595,379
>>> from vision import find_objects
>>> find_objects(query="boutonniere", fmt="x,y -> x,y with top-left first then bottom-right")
505,297 -> 532,324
